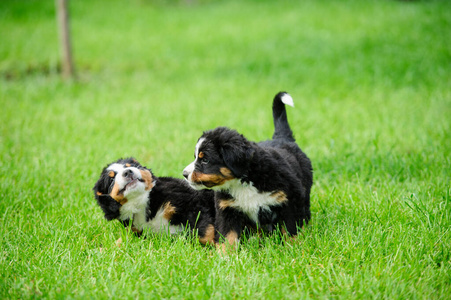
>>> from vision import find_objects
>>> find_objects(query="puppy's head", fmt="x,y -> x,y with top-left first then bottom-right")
93,157 -> 155,220
183,127 -> 255,189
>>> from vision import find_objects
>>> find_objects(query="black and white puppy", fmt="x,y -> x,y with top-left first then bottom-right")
93,157 -> 215,245
183,92 -> 313,247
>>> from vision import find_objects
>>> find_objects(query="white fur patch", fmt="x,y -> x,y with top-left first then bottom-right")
107,163 -> 124,173
184,161 -> 195,178
116,171 -> 184,234
121,203 -> 184,234
184,137 -> 205,183
108,165 -> 147,196
219,179 -> 284,224
146,207 -> 185,234
281,93 -> 294,107
119,191 -> 149,223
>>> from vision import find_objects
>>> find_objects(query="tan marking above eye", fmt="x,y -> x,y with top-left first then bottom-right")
108,171 -> 115,178
198,151 -> 204,158
96,191 -> 102,196
125,163 -> 131,167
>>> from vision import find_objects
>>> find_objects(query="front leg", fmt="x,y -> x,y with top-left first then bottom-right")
119,218 -> 132,228
118,218 -> 143,237
214,191 -> 244,251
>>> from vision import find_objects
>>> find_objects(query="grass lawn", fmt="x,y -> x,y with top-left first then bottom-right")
1,0 -> 450,298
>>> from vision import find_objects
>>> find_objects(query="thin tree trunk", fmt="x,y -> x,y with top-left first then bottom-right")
56,0 -> 75,79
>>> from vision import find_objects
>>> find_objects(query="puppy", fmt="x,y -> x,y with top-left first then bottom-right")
93,157 -> 215,245
183,92 -> 313,247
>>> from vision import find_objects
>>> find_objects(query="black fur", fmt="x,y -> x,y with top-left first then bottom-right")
183,92 -> 313,244
93,158 -> 215,244
272,91 -> 295,142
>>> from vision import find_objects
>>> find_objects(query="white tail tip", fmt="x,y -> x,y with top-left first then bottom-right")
281,93 -> 294,107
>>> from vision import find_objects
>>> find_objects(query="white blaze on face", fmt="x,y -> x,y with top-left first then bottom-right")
183,137 -> 205,182
107,163 -> 124,174
107,163 -> 126,189
107,164 -> 145,196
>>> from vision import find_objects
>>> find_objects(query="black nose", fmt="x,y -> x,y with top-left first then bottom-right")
123,169 -> 133,178
183,171 -> 189,179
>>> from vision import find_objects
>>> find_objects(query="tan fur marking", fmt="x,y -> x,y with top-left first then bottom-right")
270,191 -> 288,203
219,199 -> 234,210
281,226 -> 287,235
199,224 -> 215,245
192,169 -> 235,187
192,172 -> 224,187
125,163 -> 131,167
110,182 -> 127,205
217,230 -> 239,253
132,227 -> 143,234
198,151 -> 204,158
96,191 -> 102,196
217,243 -> 228,254
226,230 -> 238,245
139,169 -> 154,191
219,167 -> 234,179
163,202 -> 176,220
280,226 -> 298,244
108,171 -> 115,178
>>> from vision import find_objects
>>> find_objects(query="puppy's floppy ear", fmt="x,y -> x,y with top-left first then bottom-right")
220,143 -> 255,179
94,193 -> 122,221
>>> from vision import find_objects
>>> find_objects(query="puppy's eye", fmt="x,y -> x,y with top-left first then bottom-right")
201,158 -> 209,165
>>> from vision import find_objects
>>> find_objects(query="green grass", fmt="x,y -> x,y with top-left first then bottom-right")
1,0 -> 450,298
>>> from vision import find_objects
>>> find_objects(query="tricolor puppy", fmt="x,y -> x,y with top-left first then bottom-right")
93,158 -> 215,245
183,92 -> 313,247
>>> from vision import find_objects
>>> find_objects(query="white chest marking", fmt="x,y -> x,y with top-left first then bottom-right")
220,179 -> 284,224
119,192 -> 148,226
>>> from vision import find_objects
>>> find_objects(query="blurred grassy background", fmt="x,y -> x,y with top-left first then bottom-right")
1,0 -> 450,298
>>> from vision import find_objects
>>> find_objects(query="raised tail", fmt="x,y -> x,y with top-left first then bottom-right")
272,91 -> 295,142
